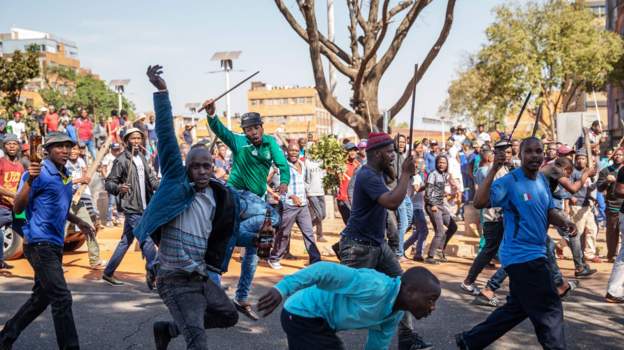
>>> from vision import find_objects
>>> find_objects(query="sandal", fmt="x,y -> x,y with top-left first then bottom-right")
472,293 -> 499,307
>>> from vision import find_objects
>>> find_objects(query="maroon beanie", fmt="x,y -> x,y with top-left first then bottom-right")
366,132 -> 394,151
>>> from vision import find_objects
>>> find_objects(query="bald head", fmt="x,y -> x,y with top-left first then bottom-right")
186,145 -> 213,190
397,267 -> 441,320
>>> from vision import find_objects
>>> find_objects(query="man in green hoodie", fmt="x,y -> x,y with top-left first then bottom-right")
203,99 -> 289,320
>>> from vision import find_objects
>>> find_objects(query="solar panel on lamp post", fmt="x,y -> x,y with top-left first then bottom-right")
110,79 -> 130,115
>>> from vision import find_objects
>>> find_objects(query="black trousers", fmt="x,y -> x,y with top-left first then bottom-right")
281,309 -> 345,350
465,221 -> 503,284
462,258 -> 565,350
0,243 -> 79,350
336,200 -> 351,225
606,210 -> 620,260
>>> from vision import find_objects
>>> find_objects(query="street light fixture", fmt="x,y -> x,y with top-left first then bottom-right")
209,51 -> 242,129
110,79 -> 130,114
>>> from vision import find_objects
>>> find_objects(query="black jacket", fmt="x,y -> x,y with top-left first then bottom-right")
105,150 -> 160,214
596,164 -> 624,210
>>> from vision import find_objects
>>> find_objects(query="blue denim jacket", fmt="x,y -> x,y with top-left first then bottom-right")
133,92 -> 240,273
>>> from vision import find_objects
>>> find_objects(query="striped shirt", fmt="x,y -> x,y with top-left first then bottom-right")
158,186 -> 216,276
286,160 -> 307,207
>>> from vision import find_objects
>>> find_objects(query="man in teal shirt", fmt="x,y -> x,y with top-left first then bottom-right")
202,99 -> 289,320
258,262 -> 441,350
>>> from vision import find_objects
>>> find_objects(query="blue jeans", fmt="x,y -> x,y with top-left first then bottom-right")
396,197 -> 413,256
596,192 -> 606,224
82,139 -> 96,160
104,213 -> 158,276
234,190 -> 279,302
106,193 -> 117,222
403,208 -> 428,258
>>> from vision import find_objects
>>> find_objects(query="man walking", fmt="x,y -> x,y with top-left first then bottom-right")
337,132 -> 431,350
0,135 -> 24,269
0,133 -> 95,350
596,148 -> 624,262
569,150 -> 600,263
136,66 -> 240,349
267,143 -> 321,269
103,127 -> 159,286
74,109 -> 96,160
456,137 -> 577,350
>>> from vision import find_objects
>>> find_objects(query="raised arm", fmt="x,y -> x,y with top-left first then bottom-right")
147,65 -> 185,182
378,156 -> 415,210
474,151 -> 505,209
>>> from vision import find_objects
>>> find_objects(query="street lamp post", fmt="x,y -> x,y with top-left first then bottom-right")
110,79 -> 130,114
209,51 -> 242,130
185,102 -> 201,141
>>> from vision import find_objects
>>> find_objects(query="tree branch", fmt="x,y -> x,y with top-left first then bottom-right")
375,0 -> 431,79
346,0 -> 361,61
389,0 -> 414,20
274,0 -> 352,64
353,0 -> 390,103
300,0 -> 365,129
388,0 -> 456,117
352,0 -> 369,31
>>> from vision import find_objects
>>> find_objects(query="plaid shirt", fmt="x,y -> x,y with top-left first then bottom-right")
286,160 -> 307,206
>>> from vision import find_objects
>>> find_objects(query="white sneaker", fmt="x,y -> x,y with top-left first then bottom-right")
267,259 -> 282,270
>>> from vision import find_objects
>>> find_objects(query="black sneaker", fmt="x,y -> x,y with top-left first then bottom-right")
0,261 -> 13,270
424,257 -> 439,265
412,256 -> 425,262
410,333 -> 433,350
606,293 -> 624,303
153,321 -> 172,350
575,266 -> 597,279
102,274 -> 124,286
455,333 -> 469,350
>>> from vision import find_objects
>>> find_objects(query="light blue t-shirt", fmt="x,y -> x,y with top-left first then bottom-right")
275,262 -> 403,350
490,168 -> 555,267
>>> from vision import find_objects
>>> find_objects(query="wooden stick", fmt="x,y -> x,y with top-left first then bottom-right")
72,135 -> 112,205
198,71 -> 260,113
407,64 -> 418,155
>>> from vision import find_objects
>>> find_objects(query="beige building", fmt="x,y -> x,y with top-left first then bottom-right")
241,81 -> 333,140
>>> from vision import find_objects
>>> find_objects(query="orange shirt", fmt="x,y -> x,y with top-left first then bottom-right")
0,157 -> 24,208
337,159 -> 360,201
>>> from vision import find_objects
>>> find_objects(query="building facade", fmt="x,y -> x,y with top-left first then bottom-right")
242,81 -> 333,140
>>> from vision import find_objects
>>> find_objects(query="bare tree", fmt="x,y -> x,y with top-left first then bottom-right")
274,0 -> 457,137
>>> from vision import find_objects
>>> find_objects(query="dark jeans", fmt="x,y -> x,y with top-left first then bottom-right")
425,205 -> 457,257
466,221 -> 503,284
336,200 -> 351,225
463,258 -> 565,350
386,210 -> 400,253
0,243 -> 79,349
269,204 -> 321,264
0,206 -> 12,261
404,208 -> 429,258
156,273 -> 238,349
104,213 -> 158,277
607,210 -> 621,260
338,236 -> 414,343
281,309 -> 345,350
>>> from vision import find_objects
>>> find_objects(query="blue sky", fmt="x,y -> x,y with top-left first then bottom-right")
2,0 -> 506,126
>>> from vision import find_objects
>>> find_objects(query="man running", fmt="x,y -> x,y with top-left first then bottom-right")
258,262 -> 441,350
456,137 -> 576,350
0,133 -> 95,350
203,96 -> 288,320
136,65 -> 241,349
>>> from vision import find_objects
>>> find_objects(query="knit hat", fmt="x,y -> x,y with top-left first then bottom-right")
366,132 -> 394,151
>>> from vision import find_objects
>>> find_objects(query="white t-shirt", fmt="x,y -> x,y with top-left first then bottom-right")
102,153 -> 117,177
132,155 -> 147,210
66,158 -> 91,196
8,121 -> 25,140
411,174 -> 425,210
477,132 -> 491,143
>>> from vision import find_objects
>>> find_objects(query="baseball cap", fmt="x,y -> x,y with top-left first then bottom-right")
343,142 -> 358,151
557,145 -> 574,156
43,132 -> 76,148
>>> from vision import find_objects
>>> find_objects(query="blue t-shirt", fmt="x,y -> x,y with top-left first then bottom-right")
18,159 -> 73,246
490,168 -> 555,267
425,152 -> 437,174
342,165 -> 389,245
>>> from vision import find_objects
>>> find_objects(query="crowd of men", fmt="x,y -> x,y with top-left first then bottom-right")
0,64 -> 623,350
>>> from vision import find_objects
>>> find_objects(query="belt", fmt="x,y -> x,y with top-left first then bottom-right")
157,272 -> 208,283
342,235 -> 380,247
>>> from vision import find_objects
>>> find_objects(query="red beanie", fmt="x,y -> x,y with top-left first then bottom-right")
366,132 -> 394,151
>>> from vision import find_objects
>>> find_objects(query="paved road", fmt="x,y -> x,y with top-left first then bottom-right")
1,225 -> 623,349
